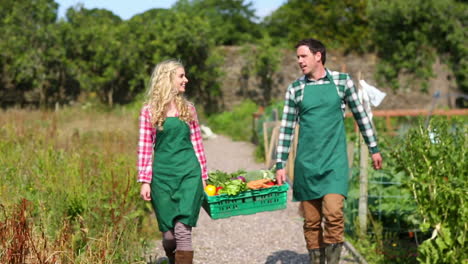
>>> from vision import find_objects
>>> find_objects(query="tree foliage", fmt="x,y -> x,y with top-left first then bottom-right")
263,0 -> 370,52
0,0 -> 73,107
128,7 -> 224,112
65,6 -> 142,106
368,0 -> 468,92
173,0 -> 261,45
0,0 -> 466,110
240,34 -> 283,106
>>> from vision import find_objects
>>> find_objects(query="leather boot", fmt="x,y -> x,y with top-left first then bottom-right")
325,243 -> 343,264
162,240 -> 176,264
175,250 -> 193,264
163,248 -> 175,264
308,248 -> 325,264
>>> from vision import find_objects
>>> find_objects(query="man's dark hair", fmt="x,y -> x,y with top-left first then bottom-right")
295,38 -> 326,65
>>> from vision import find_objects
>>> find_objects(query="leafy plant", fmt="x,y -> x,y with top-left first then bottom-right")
206,99 -> 258,141
392,117 -> 467,263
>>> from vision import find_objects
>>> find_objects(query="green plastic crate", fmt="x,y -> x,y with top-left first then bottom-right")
202,183 -> 289,219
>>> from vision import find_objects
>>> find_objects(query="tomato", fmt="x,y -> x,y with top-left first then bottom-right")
205,185 -> 217,196
216,186 -> 223,195
265,181 -> 275,186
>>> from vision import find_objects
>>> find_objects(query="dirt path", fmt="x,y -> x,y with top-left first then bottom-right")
148,135 -> 360,264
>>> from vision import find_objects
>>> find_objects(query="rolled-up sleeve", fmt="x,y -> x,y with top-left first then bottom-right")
345,76 -> 379,154
137,106 -> 156,183
189,106 -> 208,180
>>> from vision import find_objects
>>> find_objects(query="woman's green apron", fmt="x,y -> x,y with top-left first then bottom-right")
293,71 -> 349,201
150,117 -> 204,232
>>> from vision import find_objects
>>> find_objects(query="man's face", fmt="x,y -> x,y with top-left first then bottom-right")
296,45 -> 321,77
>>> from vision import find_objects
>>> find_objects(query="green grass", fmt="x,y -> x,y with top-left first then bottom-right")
0,107 -> 159,263
206,99 -> 258,142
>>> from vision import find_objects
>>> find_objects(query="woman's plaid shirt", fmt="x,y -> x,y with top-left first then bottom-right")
137,105 -> 208,183
276,69 -> 380,169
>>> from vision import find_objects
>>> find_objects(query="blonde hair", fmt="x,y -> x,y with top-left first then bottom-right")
145,59 -> 194,129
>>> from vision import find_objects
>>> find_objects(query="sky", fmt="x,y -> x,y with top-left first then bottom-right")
55,0 -> 287,21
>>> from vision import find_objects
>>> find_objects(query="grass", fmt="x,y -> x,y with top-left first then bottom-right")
0,106 -> 160,263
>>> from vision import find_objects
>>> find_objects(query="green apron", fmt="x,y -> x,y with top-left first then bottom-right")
150,117 -> 204,232
293,71 -> 349,201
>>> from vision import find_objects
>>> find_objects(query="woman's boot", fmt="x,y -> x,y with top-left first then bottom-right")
325,243 -> 343,264
163,248 -> 175,264
308,248 -> 325,264
162,239 -> 176,264
175,250 -> 193,264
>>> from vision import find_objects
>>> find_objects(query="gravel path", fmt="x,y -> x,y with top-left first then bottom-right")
147,135 -> 360,264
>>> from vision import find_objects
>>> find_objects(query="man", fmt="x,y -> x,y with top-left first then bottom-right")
275,38 -> 382,264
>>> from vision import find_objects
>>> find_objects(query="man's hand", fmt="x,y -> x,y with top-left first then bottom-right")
372,152 -> 383,170
140,183 -> 151,201
276,168 -> 286,185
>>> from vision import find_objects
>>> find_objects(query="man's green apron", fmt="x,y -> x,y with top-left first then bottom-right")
150,117 -> 204,232
293,72 -> 349,201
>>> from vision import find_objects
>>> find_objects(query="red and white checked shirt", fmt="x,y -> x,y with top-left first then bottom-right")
137,105 -> 208,183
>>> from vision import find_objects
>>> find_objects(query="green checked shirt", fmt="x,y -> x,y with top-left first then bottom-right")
276,69 -> 380,170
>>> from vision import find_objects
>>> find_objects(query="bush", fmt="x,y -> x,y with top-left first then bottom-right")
392,117 -> 467,263
206,99 -> 258,142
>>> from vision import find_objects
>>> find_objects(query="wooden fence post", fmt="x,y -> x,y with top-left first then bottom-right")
357,71 -> 369,236
358,135 -> 369,236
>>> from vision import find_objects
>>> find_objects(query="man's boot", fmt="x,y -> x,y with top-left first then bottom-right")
175,250 -> 193,264
325,243 -> 343,264
308,248 -> 325,264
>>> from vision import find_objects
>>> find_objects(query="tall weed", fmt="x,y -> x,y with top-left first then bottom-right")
0,108 -> 159,263
392,117 -> 467,263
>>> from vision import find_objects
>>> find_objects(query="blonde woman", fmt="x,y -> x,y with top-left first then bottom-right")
137,59 -> 208,264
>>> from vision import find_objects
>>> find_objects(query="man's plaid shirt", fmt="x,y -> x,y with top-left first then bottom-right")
276,69 -> 380,169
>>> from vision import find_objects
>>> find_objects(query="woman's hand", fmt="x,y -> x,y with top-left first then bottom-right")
140,183 -> 151,201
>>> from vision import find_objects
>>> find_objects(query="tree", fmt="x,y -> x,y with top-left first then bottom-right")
263,0 -> 370,53
240,33 -> 283,106
368,0 -> 468,93
173,0 -> 261,45
64,6 -> 144,106
0,0 -> 72,107
128,7 -> 224,113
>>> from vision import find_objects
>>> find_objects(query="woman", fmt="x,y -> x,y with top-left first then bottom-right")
137,59 -> 208,264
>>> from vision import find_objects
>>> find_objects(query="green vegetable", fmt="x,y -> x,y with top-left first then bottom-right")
244,169 -> 276,182
217,179 -> 248,196
207,168 -> 273,196
244,170 -> 264,182
206,170 -> 231,187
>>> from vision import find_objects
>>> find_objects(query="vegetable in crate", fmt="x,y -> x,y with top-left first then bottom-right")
217,179 -> 248,195
205,185 -> 217,196
247,178 -> 275,190
244,169 -> 276,182
206,170 -> 231,187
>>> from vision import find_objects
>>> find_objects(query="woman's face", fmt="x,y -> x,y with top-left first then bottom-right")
173,67 -> 188,93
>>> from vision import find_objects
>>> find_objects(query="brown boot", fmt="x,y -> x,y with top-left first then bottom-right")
175,250 -> 193,264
